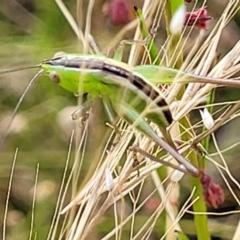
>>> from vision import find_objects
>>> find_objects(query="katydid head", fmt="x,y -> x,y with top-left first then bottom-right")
41,58 -> 76,93
41,54 -> 89,93
41,56 -> 66,89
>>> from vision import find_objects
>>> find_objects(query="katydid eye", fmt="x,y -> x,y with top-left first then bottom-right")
49,71 -> 60,84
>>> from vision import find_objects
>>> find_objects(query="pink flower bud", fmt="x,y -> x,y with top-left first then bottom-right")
185,8 -> 212,29
103,0 -> 134,26
201,173 -> 224,209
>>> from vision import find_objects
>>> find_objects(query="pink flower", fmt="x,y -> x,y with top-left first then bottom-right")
201,173 -> 224,209
185,8 -> 212,29
103,0 -> 134,26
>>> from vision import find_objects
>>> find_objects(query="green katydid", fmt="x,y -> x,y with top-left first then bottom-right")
2,53 -> 240,177
41,53 -> 202,177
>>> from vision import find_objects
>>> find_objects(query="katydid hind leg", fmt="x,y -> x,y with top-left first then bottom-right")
117,102 -> 200,176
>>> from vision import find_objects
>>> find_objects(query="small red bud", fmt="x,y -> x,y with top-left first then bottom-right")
185,8 -> 212,29
201,173 -> 224,209
103,0 -> 134,26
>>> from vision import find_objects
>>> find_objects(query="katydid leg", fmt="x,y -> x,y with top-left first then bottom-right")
102,98 -> 121,146
116,102 -> 200,177
72,97 -> 93,124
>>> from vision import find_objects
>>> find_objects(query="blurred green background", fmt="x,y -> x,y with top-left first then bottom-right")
1,0 -> 240,239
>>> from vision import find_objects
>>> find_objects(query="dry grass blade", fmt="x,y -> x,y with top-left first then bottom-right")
2,149 -> 18,240
28,164 -> 39,240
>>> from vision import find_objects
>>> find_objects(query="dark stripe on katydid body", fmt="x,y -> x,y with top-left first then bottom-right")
43,56 -> 173,124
